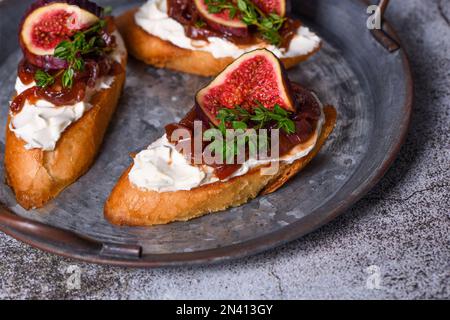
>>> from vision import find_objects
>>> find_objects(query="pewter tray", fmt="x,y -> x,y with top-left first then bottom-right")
0,0 -> 412,266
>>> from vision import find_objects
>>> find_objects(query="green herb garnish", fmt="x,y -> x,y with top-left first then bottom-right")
34,70 -> 55,88
216,103 -> 296,134
205,103 -> 295,162
205,0 -> 238,18
204,0 -> 286,46
34,19 -> 108,89
194,19 -> 207,28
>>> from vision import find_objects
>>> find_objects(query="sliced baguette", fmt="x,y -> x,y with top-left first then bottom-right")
116,9 -> 321,77
4,51 -> 127,210
104,106 -> 336,226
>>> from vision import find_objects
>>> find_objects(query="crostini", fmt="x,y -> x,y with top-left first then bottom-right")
105,49 -> 336,226
4,0 -> 127,210
116,0 -> 321,76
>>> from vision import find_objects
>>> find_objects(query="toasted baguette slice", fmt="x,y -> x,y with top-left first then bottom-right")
105,106 -> 336,226
4,54 -> 127,210
116,9 -> 321,77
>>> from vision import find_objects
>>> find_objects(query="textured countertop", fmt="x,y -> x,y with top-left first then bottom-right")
0,0 -> 449,300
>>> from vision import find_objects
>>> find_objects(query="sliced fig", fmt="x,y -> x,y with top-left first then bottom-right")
251,0 -> 286,16
194,0 -> 248,37
196,49 -> 295,125
20,0 -> 102,66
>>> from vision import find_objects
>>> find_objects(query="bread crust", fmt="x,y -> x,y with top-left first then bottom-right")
4,54 -> 127,210
116,9 -> 321,77
104,106 -> 336,226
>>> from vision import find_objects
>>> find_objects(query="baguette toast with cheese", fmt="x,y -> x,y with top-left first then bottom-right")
105,106 -> 335,226
105,49 -> 336,226
4,2 -> 127,209
5,58 -> 126,210
116,4 -> 321,77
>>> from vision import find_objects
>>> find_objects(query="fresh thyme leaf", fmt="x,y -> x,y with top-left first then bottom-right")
211,102 -> 297,162
73,58 -> 84,71
62,68 -> 74,88
194,19 -> 206,28
34,70 -> 55,88
228,6 -> 237,19
52,19 -> 107,88
237,0 -> 247,12
53,40 -> 72,59
216,102 -> 295,134
232,121 -> 247,130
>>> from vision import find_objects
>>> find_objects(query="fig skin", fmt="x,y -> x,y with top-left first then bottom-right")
196,49 -> 295,126
251,0 -> 287,16
194,0 -> 249,38
19,0 -> 104,69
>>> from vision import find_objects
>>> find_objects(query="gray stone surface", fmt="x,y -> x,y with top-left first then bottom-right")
0,0 -> 449,300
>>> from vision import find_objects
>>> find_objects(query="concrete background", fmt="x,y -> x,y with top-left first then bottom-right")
0,0 -> 449,299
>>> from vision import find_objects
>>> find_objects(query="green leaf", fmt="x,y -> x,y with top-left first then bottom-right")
54,41 -> 71,59
232,121 -> 247,130
208,6 -> 222,13
51,18 -> 110,89
229,7 -> 237,19
237,0 -> 247,11
194,19 -> 206,28
62,68 -> 74,88
34,70 -> 55,88
261,18 -> 273,29
274,104 -> 288,116
218,121 -> 227,135
73,58 -> 84,71
284,120 -> 296,134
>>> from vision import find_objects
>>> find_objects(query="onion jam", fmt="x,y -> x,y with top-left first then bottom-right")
165,83 -> 321,180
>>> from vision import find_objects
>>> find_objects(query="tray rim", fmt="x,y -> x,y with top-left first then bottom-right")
0,0 -> 413,267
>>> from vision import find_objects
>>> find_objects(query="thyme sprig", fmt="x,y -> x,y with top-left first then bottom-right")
204,0 -> 286,45
216,103 -> 296,134
205,103 -> 296,162
34,19 -> 108,88
34,69 -> 55,88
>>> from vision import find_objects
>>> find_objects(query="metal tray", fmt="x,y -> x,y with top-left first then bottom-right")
0,0 -> 412,267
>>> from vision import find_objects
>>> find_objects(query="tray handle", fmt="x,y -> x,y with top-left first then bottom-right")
370,0 -> 400,52
0,208 -> 142,261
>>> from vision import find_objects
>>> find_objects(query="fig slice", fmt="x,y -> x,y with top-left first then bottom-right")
196,49 -> 295,125
194,0 -> 248,37
251,0 -> 286,16
20,1 -> 101,57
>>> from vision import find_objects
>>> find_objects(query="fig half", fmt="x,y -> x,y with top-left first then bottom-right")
194,0 -> 248,37
251,0 -> 286,16
20,0 -> 102,64
196,49 -> 295,125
